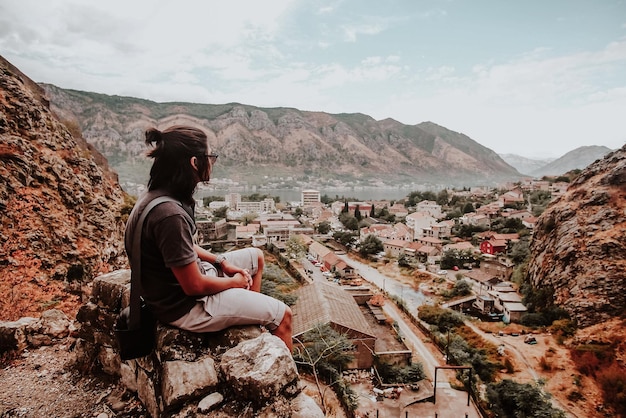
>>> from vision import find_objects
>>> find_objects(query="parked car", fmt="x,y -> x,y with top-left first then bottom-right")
524,335 -> 537,345
437,270 -> 447,275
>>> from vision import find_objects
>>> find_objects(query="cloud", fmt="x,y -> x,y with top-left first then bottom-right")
341,23 -> 386,42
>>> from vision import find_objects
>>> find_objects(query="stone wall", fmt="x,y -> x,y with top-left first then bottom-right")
74,270 -> 323,418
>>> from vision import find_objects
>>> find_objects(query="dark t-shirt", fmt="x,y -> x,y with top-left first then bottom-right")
124,190 -> 199,323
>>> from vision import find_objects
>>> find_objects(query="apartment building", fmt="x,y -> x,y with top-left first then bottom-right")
301,189 -> 321,207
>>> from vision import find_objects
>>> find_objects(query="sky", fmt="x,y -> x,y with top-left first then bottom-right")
1,0 -> 625,159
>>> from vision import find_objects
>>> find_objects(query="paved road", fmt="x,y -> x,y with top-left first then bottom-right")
336,254 -> 430,313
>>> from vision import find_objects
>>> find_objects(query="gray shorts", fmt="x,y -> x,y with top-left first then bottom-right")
171,248 -> 287,332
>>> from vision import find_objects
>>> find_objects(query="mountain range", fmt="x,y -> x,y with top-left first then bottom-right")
41,84 -> 524,189
38,85 -> 616,191
501,145 -> 614,177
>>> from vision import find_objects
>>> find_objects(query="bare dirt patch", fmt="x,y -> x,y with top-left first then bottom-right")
0,342 -> 144,418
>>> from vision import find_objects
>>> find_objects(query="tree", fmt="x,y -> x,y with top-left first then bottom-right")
398,253 -> 411,267
370,204 -> 375,217
293,324 -> 355,414
240,212 -> 257,226
359,235 -> 383,257
316,221 -> 331,235
436,189 -> 449,206
333,231 -> 358,248
486,380 -> 566,418
212,206 -> 228,219
342,200 -> 349,213
339,212 -> 359,230
509,238 -> 530,263
285,235 -> 307,259
354,204 -> 362,221
452,280 -> 472,297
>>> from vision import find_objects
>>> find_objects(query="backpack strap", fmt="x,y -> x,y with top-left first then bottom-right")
128,196 -> 181,330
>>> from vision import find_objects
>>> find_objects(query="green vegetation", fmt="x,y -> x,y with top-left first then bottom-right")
338,212 -> 359,230
406,191 -> 438,207
359,235 -> 383,257
417,305 -> 465,332
440,249 -> 481,269
418,306 -> 498,382
508,237 -> 530,263
261,264 -> 298,306
316,221 -> 331,234
486,380 -> 566,418
333,231 -> 358,248
442,280 -> 472,299
212,206 -> 228,220
376,362 -> 425,384
519,281 -> 571,328
285,236 -> 307,259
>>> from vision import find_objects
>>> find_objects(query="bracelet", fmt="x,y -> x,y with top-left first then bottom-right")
215,254 -> 226,266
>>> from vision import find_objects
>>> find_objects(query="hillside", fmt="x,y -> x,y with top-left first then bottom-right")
530,145 -> 613,177
0,56 -> 128,320
499,153 -> 555,176
41,84 -> 522,189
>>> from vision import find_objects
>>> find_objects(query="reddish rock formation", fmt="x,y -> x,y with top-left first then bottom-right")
527,145 -> 626,327
0,55 -> 128,320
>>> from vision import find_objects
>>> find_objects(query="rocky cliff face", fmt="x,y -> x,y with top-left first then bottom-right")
527,145 -> 626,327
0,56 -> 128,320
41,84 -> 521,187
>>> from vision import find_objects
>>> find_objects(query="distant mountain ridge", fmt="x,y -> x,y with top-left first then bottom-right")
499,153 -> 555,176
529,145 -> 614,177
41,84 -> 522,188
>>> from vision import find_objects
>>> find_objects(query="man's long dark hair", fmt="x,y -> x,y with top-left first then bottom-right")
145,126 -> 211,202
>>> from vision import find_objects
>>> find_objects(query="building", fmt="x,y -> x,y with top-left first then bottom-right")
196,219 -> 228,243
480,239 -> 508,255
208,200 -> 230,210
382,239 -> 410,258
416,200 -> 442,218
224,193 -> 242,209
236,198 -> 275,213
235,224 -> 260,240
481,257 -> 514,280
488,284 -> 527,323
388,203 -> 408,219
330,201 -> 373,217
301,189 -> 321,207
405,211 -> 436,240
415,236 -> 443,250
444,241 -> 477,253
309,241 -> 333,262
292,281 -> 377,369
463,270 -> 502,294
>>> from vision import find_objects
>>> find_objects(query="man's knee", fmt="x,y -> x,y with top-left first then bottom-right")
254,247 -> 264,263
281,306 -> 292,327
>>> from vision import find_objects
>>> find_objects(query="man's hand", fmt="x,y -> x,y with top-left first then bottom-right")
222,260 -> 252,290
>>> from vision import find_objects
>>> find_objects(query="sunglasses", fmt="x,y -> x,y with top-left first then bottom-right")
204,153 -> 219,164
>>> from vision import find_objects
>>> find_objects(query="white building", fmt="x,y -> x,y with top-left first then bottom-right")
301,189 -> 321,207
416,200 -> 442,219
236,198 -> 275,213
224,193 -> 242,209
405,211 -> 436,240
209,200 -> 230,210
